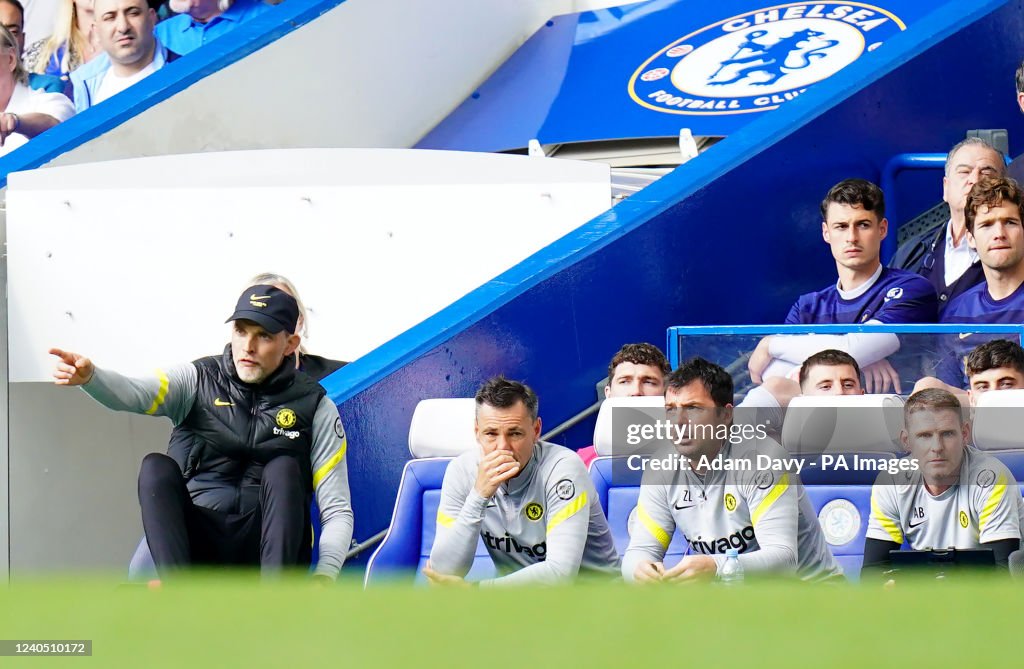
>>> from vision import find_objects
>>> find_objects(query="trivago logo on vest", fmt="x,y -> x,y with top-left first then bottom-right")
628,2 -> 905,116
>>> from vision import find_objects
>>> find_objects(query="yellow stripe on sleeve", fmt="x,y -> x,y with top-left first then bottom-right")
979,473 -> 1009,534
751,473 -> 789,526
436,511 -> 455,528
312,437 -> 348,489
871,490 -> 903,544
637,501 -> 671,549
546,491 -> 588,533
144,369 -> 170,415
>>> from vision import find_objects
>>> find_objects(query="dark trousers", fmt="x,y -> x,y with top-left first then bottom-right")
138,453 -> 307,578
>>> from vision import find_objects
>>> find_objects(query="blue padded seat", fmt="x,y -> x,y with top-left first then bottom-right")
365,458 -> 496,585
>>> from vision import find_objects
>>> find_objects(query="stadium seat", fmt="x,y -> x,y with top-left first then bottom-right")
589,457 -> 688,564
363,398 -> 496,586
781,393 -> 905,455
783,394 -> 905,580
972,389 -> 1024,454
590,396 -> 688,565
966,389 -> 1024,498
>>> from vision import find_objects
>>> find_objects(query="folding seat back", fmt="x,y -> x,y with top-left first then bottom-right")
364,398 -> 496,585
783,394 -> 904,580
590,397 -> 687,565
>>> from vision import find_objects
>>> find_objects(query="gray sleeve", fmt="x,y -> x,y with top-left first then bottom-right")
622,477 -> 674,582
81,364 -> 197,425
717,472 -> 798,575
481,455 -> 592,587
309,396 -> 354,579
866,474 -> 904,544
428,455 -> 486,578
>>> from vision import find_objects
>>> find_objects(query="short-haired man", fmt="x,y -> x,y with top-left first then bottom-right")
70,0 -> 179,112
577,342 -> 670,468
0,0 -> 63,92
929,177 -> 1024,387
942,177 -> 1024,325
50,285 -> 354,580
749,178 -> 935,394
893,138 -> 1003,310
798,349 -> 864,396
425,377 -> 619,585
155,0 -> 273,57
863,388 -> 1022,571
621,358 -> 842,582
787,178 -> 938,325
966,338 -> 1024,405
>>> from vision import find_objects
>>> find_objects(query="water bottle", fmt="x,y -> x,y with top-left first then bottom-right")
719,548 -> 744,585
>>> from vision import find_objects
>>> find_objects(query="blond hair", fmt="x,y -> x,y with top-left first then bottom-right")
32,0 -> 90,76
246,272 -> 310,356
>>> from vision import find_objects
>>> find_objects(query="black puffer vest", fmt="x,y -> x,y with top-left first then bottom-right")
176,345 -> 324,514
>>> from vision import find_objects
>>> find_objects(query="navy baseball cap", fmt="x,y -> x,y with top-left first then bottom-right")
226,285 -> 299,334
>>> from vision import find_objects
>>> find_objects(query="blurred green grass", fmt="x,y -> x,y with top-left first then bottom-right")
0,572 -> 1016,668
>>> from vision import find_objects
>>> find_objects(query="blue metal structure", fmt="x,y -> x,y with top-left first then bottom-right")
325,0 -> 1024,558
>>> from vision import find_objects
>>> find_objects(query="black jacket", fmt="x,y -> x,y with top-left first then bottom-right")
889,220 -> 985,313
171,346 -> 325,514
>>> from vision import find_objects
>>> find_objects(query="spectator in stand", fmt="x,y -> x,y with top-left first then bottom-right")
914,178 -> 1024,391
0,23 -> 74,156
942,177 -> 1024,325
797,349 -> 864,397
892,138 -> 1002,312
70,0 -> 178,112
25,0 -> 99,92
744,179 -> 937,414
155,0 -> 272,56
577,342 -> 669,468
0,0 -> 64,92
965,339 -> 1024,406
781,178 -> 939,326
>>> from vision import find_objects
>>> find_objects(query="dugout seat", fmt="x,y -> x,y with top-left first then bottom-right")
966,389 -> 1024,496
363,398 -> 496,586
590,397 -> 688,565
783,394 -> 904,580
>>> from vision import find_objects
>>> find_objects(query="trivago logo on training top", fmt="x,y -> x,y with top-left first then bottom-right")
628,2 -> 905,116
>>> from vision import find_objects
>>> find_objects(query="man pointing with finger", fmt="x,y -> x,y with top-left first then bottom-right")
425,377 -> 619,585
50,284 -> 354,581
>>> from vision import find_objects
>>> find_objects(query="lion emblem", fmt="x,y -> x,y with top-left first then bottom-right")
708,28 -> 838,87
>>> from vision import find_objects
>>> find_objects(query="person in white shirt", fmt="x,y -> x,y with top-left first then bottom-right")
0,22 -> 73,156
891,137 -> 1002,312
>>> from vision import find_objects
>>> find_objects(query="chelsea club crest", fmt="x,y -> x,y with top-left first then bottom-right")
628,2 -> 905,116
